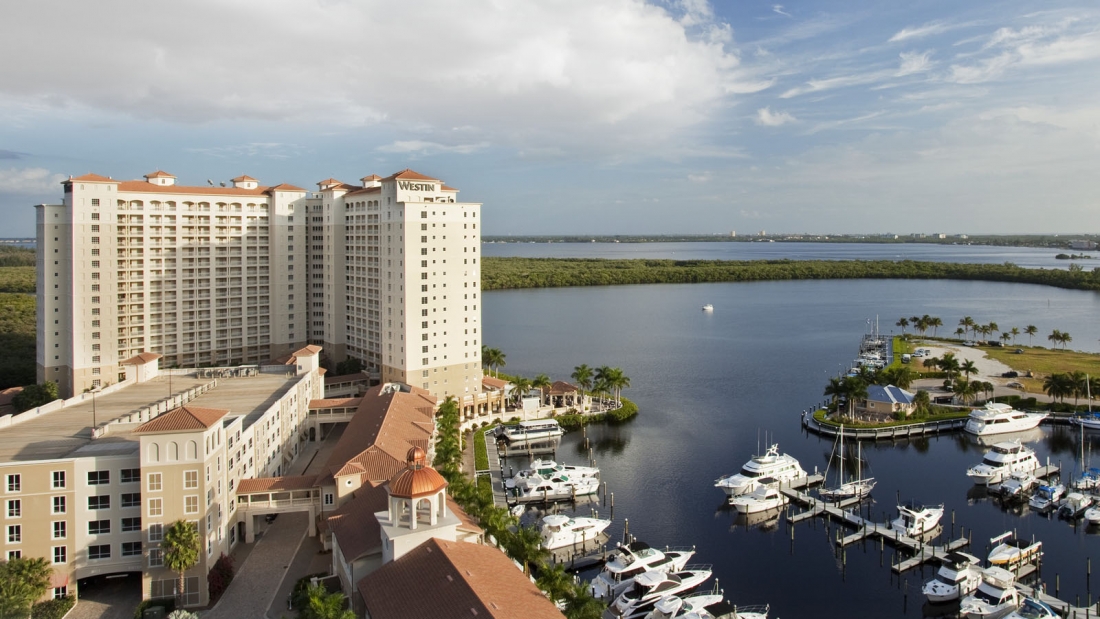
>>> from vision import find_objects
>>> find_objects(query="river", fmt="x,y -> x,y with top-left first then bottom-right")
484,278 -> 1100,618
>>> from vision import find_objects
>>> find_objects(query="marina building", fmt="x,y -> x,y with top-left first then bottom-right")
35,169 -> 484,407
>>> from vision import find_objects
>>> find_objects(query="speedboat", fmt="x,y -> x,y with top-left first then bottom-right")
506,471 -> 599,500
966,441 -> 1040,486
1071,467 -> 1100,491
611,567 -> 713,619
539,514 -> 611,550
643,591 -> 723,619
702,304 -> 714,312
965,403 -> 1047,436
1028,483 -> 1065,512
495,419 -> 563,445
1084,505 -> 1100,526
514,458 -> 600,482
891,500 -> 944,537
728,484 -> 789,513
1005,597 -> 1059,619
591,541 -> 696,600
923,551 -> 983,603
998,471 -> 1038,500
960,566 -> 1022,619
987,532 -> 1042,568
715,444 -> 806,497
1057,492 -> 1094,520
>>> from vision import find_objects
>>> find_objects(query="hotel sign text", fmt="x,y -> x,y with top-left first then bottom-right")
398,181 -> 435,191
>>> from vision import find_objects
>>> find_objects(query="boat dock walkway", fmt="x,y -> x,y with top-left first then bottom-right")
483,428 -> 510,508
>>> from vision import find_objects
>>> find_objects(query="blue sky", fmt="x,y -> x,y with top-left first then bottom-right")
2,0 -> 1098,236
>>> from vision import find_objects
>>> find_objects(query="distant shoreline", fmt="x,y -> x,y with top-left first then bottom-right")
483,235 -> 1100,250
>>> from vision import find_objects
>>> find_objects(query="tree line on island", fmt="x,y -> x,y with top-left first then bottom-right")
898,314 -> 1073,349
481,345 -> 630,411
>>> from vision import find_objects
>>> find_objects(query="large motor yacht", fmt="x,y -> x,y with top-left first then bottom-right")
891,500 -> 944,537
591,541 -> 696,600
506,471 -> 599,500
964,403 -> 1047,436
959,567 -> 1022,619
966,440 -> 1040,486
512,458 -> 600,482
610,567 -> 713,619
923,551 -> 983,603
539,514 -> 611,550
714,444 -> 806,497
495,419 -> 564,445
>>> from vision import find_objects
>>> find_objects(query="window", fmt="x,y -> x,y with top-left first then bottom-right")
122,517 -> 141,532
184,470 -> 198,489
149,548 -> 163,567
8,551 -> 20,560
7,525 -> 20,543
88,545 -> 110,560
122,541 -> 142,557
52,471 -> 66,489
52,522 -> 66,539
88,496 -> 110,510
148,473 -> 162,491
6,500 -> 19,518
184,496 -> 198,514
52,496 -> 66,514
121,469 -> 140,484
121,493 -> 140,508
6,475 -> 20,493
88,471 -> 109,485
323,493 -> 334,506
148,523 -> 163,542
148,498 -> 163,517
53,587 -> 67,600
88,520 -> 110,535
52,546 -> 67,564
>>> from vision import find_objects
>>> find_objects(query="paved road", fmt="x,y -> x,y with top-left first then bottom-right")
69,573 -> 142,619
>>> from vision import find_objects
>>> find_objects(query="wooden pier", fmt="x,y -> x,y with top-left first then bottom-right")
802,412 -> 968,441
483,429 -> 511,508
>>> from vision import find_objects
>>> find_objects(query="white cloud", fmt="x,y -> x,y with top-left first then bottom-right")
888,21 -> 950,43
772,5 -> 791,18
186,142 -> 304,159
0,167 -> 67,194
0,0 -> 755,157
780,72 -> 887,98
755,107 -> 796,126
949,22 -> 1100,84
377,141 -> 489,155
688,172 -> 712,182
896,51 -> 934,76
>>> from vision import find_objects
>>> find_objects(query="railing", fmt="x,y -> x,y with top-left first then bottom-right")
801,412 -> 968,440
239,496 -> 320,509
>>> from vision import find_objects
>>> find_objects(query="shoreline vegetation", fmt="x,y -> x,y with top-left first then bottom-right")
484,233 -> 1100,249
482,257 -> 1100,292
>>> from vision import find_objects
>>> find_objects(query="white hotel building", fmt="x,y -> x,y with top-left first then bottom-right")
36,169 -> 485,406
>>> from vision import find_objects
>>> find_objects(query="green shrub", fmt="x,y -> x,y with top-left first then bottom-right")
133,598 -> 175,619
291,573 -> 328,611
207,552 -> 234,602
608,398 -> 638,423
31,595 -> 74,619
473,430 -> 489,470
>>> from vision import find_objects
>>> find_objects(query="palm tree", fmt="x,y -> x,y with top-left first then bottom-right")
301,584 -> 355,619
954,327 -> 965,339
593,366 -> 613,408
912,390 -> 932,416
824,376 -> 845,410
952,378 -> 978,406
481,346 -> 506,377
960,360 -> 977,382
938,352 -> 961,380
571,364 -> 593,397
605,367 -> 630,404
1024,325 -> 1038,345
987,321 -> 999,341
977,325 -> 991,341
980,381 -> 995,402
1043,373 -> 1073,403
1000,332 -> 1012,346
896,317 -> 909,334
1070,371 -> 1088,407
563,581 -> 607,619
163,520 -> 201,605
536,563 -> 575,605
960,316 -> 975,338
840,375 -> 868,421
1060,331 -> 1073,350
1048,330 -> 1063,349
510,376 -> 532,408
1010,327 -> 1020,345
879,366 -> 914,390
929,316 -> 943,337
531,374 -> 551,406
504,524 -> 547,576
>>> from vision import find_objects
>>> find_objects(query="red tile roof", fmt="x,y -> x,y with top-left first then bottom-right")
67,173 -> 116,183
344,186 -> 382,196
360,175 -> 382,181
134,405 -> 229,434
121,352 -> 162,366
116,180 -> 272,196
237,475 -> 318,494
144,170 -> 176,178
482,376 -> 507,390
358,538 -> 564,619
231,175 -> 258,182
383,169 -> 438,182
327,482 -> 388,562
294,345 -> 323,357
269,183 -> 306,192
309,397 -> 362,409
441,185 -> 458,192
547,381 -> 579,395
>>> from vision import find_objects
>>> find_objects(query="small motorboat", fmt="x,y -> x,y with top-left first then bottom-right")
643,591 -> 723,619
1057,492 -> 1095,520
506,472 -> 600,501
1028,483 -> 1065,512
591,541 -> 696,600
960,566 -> 1022,619
513,458 -> 600,482
728,484 -> 789,513
1072,467 -> 1100,491
922,551 -> 983,603
999,471 -> 1038,500
891,500 -> 944,537
987,532 -> 1042,568
1084,505 -> 1100,526
702,304 -> 714,312
539,514 -> 611,550
611,567 -> 713,619
1005,596 -> 1059,619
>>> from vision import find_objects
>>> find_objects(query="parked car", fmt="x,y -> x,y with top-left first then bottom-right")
964,341 -> 977,347
1007,381 -> 1024,389
1002,371 -> 1019,378
1015,348 -> 1025,354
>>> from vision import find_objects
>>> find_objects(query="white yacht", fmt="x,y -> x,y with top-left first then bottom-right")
922,551 -> 983,603
1057,492 -> 1094,520
506,471 -> 599,501
728,483 -> 789,514
987,532 -> 1042,569
998,471 -> 1038,499
966,440 -> 1040,486
1071,467 -> 1100,491
514,458 -> 600,482
496,419 -> 563,445
647,594 -> 769,619
960,567 -> 1022,619
1076,412 -> 1100,430
611,567 -> 713,619
965,403 -> 1047,436
1084,505 -> 1100,526
715,444 -> 806,497
1005,597 -> 1059,619
591,541 -> 696,600
1028,483 -> 1064,512
891,500 -> 944,537
539,514 -> 611,550
702,304 -> 714,312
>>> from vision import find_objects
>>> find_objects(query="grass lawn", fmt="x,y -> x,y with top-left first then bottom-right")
984,345 -> 1100,378
474,428 -> 489,470
813,408 -> 970,429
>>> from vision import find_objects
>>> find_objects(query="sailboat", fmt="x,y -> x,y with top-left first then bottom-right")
1076,374 -> 1100,430
819,425 -> 876,502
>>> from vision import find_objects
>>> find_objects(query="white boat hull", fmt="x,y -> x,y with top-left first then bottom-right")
541,517 -> 611,550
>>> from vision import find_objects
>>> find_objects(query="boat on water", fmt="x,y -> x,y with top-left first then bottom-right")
891,500 -> 944,537
714,444 -> 806,497
964,403 -> 1047,436
702,304 -> 714,312
922,551 -> 983,603
1076,412 -> 1100,430
966,440 -> 1040,486
1057,492 -> 1094,520
513,458 -> 600,482
1073,468 -> 1100,491
959,566 -> 1022,619
819,427 -> 875,502
1084,505 -> 1100,526
506,471 -> 599,500
591,541 -> 696,600
645,592 -> 769,619
987,532 -> 1042,568
1005,596 -> 1059,619
998,471 -> 1039,500
495,419 -> 563,445
728,484 -> 789,513
539,514 -> 611,550
610,567 -> 714,619
1028,483 -> 1065,512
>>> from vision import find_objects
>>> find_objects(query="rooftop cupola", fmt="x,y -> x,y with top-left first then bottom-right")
360,174 -> 382,188
231,175 -> 259,190
144,170 -> 176,186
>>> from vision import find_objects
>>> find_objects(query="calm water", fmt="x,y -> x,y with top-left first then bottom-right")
482,241 -> 1094,270
485,279 -> 1100,618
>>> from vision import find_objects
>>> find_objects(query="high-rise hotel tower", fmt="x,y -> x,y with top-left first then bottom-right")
36,169 -> 483,401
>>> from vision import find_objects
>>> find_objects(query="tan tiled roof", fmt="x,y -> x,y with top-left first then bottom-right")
293,345 -> 323,357
440,185 -> 458,191
68,173 -> 116,183
383,169 -> 438,182
318,384 -> 437,484
360,174 -> 382,181
144,170 -> 176,178
547,381 -> 579,395
358,538 -> 564,619
231,175 -> 257,182
121,352 -> 162,366
344,186 -> 382,196
448,497 -> 482,535
327,482 -> 388,561
482,376 -> 507,390
116,181 -> 271,196
269,183 -> 306,192
323,371 -> 370,385
309,397 -> 362,409
237,475 -> 318,494
134,405 -> 229,434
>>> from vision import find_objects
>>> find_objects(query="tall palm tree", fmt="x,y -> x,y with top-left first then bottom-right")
938,352 -> 961,380
960,360 -> 977,382
563,580 -> 607,619
929,316 -> 943,337
1000,333 -> 1012,346
504,524 -> 548,576
987,321 -> 999,341
571,364 -> 593,397
1024,325 -> 1038,345
913,389 -> 931,415
1048,330 -> 1063,349
481,346 -> 506,377
954,327 -> 965,339
1044,373 -> 1073,403
880,366 -> 915,390
843,376 -> 869,421
960,316 -> 976,338
510,376 -> 532,408
531,374 -> 551,406
952,378 -> 978,406
896,317 -> 909,334
593,366 -> 613,407
1070,371 -> 1088,407
1060,331 -> 1073,350
606,368 -> 630,404
824,376 -> 845,410
1010,327 -> 1020,345
163,520 -> 201,605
